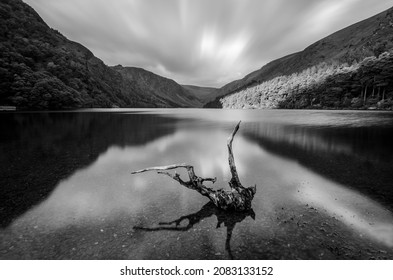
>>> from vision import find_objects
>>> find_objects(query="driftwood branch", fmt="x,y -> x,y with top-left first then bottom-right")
130,121 -> 256,211
227,121 -> 244,193
131,163 -> 192,174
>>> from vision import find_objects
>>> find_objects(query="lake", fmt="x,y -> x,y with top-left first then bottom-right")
1,109 -> 393,260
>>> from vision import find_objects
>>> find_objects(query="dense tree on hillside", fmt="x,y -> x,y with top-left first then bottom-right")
219,50 -> 393,110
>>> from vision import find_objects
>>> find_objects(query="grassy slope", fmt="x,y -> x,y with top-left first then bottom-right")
181,85 -> 219,103
112,66 -> 203,108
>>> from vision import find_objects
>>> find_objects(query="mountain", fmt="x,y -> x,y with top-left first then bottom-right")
206,7 -> 393,109
112,66 -> 202,108
0,0 -> 200,109
181,85 -> 220,103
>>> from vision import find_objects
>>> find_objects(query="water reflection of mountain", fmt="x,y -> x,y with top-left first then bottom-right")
243,122 -> 393,208
0,112 -> 176,228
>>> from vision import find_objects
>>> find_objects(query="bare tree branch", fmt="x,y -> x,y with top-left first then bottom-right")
130,121 -> 256,211
131,163 -> 191,174
200,177 -> 217,184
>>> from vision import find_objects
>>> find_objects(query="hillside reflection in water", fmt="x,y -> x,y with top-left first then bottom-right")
1,109 -> 393,259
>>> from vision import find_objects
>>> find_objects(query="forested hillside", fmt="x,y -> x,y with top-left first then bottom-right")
221,51 -> 393,109
0,0 -> 199,109
207,6 -> 393,110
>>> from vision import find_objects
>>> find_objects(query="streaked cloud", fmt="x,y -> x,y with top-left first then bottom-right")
25,0 -> 393,87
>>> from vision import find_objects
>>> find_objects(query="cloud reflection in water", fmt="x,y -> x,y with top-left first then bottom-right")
8,125 -> 393,251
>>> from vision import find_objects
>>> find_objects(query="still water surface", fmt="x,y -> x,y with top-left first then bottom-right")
1,109 -> 393,259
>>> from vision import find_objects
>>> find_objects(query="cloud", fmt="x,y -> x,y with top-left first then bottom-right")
25,0 -> 393,87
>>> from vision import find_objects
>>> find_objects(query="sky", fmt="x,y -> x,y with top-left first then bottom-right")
24,0 -> 393,87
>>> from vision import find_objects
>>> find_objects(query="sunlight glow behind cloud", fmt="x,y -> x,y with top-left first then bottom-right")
24,0 -> 393,87
303,0 -> 361,35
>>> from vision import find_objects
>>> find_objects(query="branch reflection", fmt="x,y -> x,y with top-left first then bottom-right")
134,202 -> 255,259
